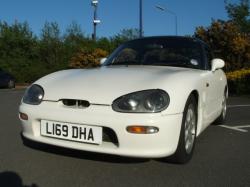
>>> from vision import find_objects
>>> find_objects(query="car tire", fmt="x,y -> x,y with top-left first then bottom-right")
8,80 -> 15,89
214,92 -> 227,125
170,95 -> 198,164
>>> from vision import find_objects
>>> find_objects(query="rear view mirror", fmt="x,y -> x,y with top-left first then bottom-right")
211,58 -> 225,72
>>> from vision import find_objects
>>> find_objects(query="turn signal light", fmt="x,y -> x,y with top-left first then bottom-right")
19,112 -> 28,120
126,126 -> 159,134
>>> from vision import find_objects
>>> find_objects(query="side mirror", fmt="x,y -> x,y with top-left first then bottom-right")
100,58 -> 107,65
211,58 -> 225,72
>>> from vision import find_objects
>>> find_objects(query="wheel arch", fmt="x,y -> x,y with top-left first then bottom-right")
225,85 -> 228,98
171,90 -> 199,163
190,90 -> 199,106
189,90 -> 202,136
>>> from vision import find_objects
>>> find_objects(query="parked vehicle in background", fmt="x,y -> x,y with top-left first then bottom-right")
0,68 -> 15,89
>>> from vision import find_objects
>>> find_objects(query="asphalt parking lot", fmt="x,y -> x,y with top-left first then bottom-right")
0,89 -> 250,187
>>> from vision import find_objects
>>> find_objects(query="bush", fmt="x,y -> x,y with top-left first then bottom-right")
226,69 -> 250,94
69,48 -> 108,68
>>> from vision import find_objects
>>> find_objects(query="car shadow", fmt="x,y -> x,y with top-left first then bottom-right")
21,135 -> 149,164
0,171 -> 38,187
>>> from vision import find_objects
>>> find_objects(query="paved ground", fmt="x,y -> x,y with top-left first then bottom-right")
0,89 -> 250,187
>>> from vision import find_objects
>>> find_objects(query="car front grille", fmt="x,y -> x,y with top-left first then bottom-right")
61,99 -> 118,146
61,99 -> 90,108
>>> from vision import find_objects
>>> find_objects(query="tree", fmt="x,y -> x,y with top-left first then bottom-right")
64,21 -> 85,48
195,0 -> 250,71
116,28 -> 140,40
0,21 -> 36,61
0,21 -> 40,82
62,22 -> 87,68
110,28 -> 140,49
195,20 -> 250,71
96,37 -> 113,53
39,21 -> 63,70
225,0 -> 250,33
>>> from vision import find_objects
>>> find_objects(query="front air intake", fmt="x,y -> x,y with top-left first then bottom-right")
61,99 -> 90,108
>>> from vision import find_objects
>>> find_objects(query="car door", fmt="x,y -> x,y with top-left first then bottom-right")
202,46 -> 223,124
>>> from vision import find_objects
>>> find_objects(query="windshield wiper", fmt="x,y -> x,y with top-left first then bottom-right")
146,61 -> 191,67
106,61 -> 141,66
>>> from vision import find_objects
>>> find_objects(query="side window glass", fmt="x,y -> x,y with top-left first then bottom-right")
205,47 -> 213,70
113,48 -> 138,64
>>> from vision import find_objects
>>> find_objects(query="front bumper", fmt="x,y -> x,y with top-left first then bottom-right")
19,101 -> 183,158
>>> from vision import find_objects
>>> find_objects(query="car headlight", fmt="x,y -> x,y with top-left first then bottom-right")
112,89 -> 170,113
23,84 -> 44,105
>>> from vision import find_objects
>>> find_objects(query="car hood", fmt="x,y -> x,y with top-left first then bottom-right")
36,66 -> 198,105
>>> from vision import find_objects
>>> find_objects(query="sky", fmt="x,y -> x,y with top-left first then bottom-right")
0,0 -> 240,38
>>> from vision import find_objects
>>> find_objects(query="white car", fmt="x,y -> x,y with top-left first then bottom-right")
19,36 -> 227,163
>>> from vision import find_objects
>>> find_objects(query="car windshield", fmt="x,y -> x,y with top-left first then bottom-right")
105,37 -> 204,69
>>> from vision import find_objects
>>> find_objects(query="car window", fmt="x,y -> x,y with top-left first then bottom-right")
204,46 -> 214,70
112,48 -> 138,65
106,38 -> 204,69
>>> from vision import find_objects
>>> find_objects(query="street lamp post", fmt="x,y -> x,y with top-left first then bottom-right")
139,0 -> 143,38
91,0 -> 101,40
155,5 -> 178,36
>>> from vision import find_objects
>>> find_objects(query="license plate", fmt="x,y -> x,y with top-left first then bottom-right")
40,120 -> 102,145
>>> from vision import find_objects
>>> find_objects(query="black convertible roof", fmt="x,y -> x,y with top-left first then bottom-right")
128,36 -> 207,46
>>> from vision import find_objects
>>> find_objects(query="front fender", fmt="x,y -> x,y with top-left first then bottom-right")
160,72 -> 206,115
